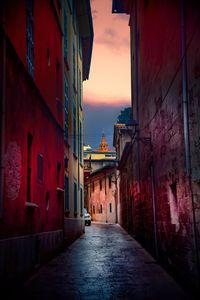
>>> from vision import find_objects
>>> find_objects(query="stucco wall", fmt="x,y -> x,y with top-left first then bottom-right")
124,0 -> 200,294
0,41 -> 64,238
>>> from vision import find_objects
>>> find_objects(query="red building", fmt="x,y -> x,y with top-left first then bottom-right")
0,0 -> 64,282
113,0 -> 200,297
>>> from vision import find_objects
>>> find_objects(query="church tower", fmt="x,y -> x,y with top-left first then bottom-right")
99,132 -> 109,151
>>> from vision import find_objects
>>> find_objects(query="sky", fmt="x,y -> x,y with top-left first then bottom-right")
83,0 -> 131,149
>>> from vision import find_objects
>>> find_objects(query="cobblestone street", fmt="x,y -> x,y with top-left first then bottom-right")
14,223 -> 191,300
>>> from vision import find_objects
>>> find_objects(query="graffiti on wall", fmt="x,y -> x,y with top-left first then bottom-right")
4,141 -> 22,200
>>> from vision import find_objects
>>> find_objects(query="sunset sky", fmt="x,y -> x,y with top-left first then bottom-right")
83,0 -> 131,148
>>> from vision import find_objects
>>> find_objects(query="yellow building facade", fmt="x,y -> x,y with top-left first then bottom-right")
62,0 -> 93,243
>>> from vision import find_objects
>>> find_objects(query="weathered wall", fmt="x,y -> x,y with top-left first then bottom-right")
0,31 -> 64,280
121,0 -> 200,295
4,0 -> 63,126
0,230 -> 63,283
0,42 -> 64,238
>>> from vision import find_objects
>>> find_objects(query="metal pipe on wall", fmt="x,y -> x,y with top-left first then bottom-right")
180,0 -> 200,279
150,162 -> 159,261
0,3 -> 6,218
133,0 -> 141,188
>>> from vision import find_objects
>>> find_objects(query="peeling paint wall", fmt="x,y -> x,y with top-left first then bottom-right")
0,1 -> 64,281
119,0 -> 200,295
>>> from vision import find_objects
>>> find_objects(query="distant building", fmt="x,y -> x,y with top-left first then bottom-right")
84,133 -> 117,214
85,165 -> 118,223
113,124 -> 132,160
113,123 -> 132,224
84,133 -> 116,173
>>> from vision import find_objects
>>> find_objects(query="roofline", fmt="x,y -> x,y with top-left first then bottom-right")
76,0 -> 94,80
82,0 -> 93,80
84,150 -> 116,154
84,159 -> 117,162
89,164 -> 117,177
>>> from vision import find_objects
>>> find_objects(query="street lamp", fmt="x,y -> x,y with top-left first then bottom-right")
125,119 -> 152,146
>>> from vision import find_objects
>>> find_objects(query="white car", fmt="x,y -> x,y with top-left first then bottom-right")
84,208 -> 91,226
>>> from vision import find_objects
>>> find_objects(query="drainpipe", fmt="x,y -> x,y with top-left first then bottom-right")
150,162 -> 159,261
115,171 -> 118,224
133,0 -> 141,188
0,4 -> 6,218
180,0 -> 200,279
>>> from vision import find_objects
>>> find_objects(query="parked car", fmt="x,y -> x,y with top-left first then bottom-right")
84,208 -> 91,226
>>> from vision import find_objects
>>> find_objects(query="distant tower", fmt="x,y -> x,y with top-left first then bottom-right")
99,132 -> 108,151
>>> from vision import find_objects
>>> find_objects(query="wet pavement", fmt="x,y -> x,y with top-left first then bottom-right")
15,223 -> 191,300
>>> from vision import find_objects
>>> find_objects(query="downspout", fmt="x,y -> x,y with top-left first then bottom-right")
180,0 -> 200,279
115,172 -> 118,224
0,4 -> 6,218
150,162 -> 159,260
105,171 -> 107,223
133,0 -> 141,188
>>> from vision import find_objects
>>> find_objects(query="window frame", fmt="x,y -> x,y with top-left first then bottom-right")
26,0 -> 34,77
37,153 -> 44,184
65,175 -> 69,211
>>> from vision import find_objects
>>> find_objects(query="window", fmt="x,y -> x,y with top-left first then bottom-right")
47,48 -> 50,66
27,132 -> 33,201
170,182 -> 177,204
56,59 -> 60,99
64,77 -> 69,141
26,0 -> 34,76
37,154 -> 44,183
73,44 -> 76,89
73,101 -> 77,154
93,205 -> 95,214
109,203 -> 112,213
65,175 -> 69,211
100,204 -> 103,214
78,69 -> 82,107
45,191 -> 49,211
79,120 -> 83,163
80,186 -> 83,215
78,32 -> 82,58
109,176 -> 112,188
63,9 -> 68,59
92,182 -> 94,192
57,162 -> 61,185
100,179 -> 102,191
72,2 -> 77,33
74,180 -> 77,214
67,0 -> 72,12
169,182 -> 178,226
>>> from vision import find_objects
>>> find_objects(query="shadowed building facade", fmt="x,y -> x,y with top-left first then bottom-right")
0,0 -> 64,282
0,0 -> 93,283
62,0 -> 93,245
113,0 -> 200,297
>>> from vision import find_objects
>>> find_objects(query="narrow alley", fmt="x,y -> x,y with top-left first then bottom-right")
1,1 -> 200,299
13,223 -> 190,300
